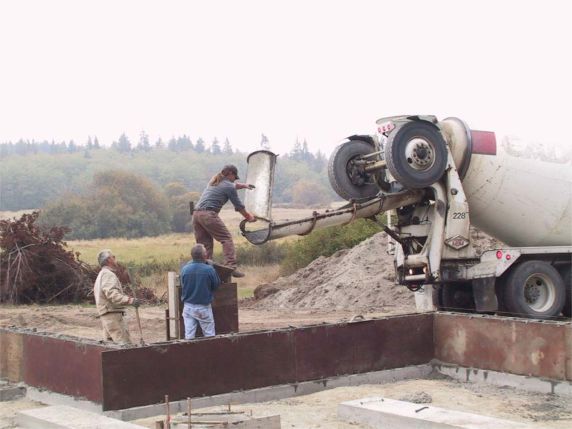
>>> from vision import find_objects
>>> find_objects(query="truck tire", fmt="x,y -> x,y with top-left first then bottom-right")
328,140 -> 379,201
439,283 -> 475,312
503,260 -> 565,319
561,266 -> 571,317
385,121 -> 447,189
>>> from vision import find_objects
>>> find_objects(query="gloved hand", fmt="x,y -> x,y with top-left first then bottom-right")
245,212 -> 256,222
235,182 -> 256,190
131,298 -> 141,308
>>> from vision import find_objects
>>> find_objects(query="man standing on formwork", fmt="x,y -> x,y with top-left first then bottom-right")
192,164 -> 256,278
94,249 -> 140,344
180,243 -> 221,339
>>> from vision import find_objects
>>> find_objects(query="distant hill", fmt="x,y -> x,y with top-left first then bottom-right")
0,144 -> 336,211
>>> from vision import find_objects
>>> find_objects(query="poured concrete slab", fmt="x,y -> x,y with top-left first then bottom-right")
16,405 -> 145,429
338,397 -> 544,429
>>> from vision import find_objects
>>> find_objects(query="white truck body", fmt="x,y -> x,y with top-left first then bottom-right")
242,115 -> 572,320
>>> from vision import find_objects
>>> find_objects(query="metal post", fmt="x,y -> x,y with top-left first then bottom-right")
165,309 -> 170,341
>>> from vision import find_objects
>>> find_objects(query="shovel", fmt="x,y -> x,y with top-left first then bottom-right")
128,267 -> 146,346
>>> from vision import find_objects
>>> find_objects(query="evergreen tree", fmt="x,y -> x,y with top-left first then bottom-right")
113,133 -> 132,153
177,135 -> 193,151
210,137 -> 221,154
290,138 -> 303,160
68,140 -> 77,153
223,138 -> 233,154
167,137 -> 178,152
137,131 -> 151,152
155,137 -> 164,149
86,136 -> 93,150
195,137 -> 205,153
93,136 -> 100,149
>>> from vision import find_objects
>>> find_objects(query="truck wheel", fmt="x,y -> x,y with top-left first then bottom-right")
385,121 -> 447,189
328,140 -> 379,201
561,266 -> 571,317
503,261 -> 565,319
439,283 -> 475,312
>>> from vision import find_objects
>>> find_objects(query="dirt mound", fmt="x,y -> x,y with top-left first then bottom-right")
250,227 -> 503,313
251,232 -> 415,312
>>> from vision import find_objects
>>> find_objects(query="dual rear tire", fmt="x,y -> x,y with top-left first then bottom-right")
438,261 -> 569,320
502,260 -> 566,320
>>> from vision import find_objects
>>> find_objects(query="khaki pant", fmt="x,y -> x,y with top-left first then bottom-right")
100,312 -> 131,344
192,210 -> 236,268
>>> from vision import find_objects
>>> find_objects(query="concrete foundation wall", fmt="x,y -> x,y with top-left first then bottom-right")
101,313 -> 433,410
0,328 -> 112,403
433,313 -> 571,381
2,313 -> 570,412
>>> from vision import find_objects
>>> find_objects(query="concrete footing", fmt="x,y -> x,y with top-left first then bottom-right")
16,405 -> 145,429
433,361 -> 572,396
107,364 -> 432,421
338,397 -> 541,429
0,381 -> 25,401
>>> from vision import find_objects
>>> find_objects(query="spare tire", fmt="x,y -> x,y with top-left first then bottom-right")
385,121 -> 448,189
328,140 -> 379,201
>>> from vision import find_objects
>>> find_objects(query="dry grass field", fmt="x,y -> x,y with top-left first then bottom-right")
0,206 -> 338,299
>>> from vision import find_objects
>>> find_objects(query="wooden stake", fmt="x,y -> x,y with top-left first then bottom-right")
187,397 -> 192,427
165,395 -> 170,429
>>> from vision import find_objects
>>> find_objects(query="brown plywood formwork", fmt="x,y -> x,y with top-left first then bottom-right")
0,328 -> 112,403
434,313 -> 572,381
2,312 -> 570,412
179,282 -> 239,338
23,335 -> 110,402
101,314 -> 433,410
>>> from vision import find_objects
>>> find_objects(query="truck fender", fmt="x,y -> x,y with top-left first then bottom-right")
346,134 -> 376,147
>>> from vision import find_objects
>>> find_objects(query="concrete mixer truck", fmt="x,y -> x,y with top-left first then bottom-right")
240,115 -> 572,320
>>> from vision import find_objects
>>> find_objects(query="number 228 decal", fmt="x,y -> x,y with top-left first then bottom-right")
452,212 -> 468,219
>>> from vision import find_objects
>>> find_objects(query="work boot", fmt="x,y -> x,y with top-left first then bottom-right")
231,269 -> 245,278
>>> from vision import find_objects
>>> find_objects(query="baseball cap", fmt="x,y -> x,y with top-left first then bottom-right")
223,164 -> 240,180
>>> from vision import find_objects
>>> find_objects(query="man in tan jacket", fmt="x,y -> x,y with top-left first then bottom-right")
94,249 -> 140,344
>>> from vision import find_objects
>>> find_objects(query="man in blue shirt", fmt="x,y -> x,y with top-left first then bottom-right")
180,243 -> 221,339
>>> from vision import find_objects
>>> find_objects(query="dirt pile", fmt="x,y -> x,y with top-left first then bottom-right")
250,227 -> 503,313
251,232 -> 415,312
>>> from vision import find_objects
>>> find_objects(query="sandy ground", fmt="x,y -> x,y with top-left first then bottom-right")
131,378 -> 572,429
1,304 -> 571,428
0,304 -> 408,343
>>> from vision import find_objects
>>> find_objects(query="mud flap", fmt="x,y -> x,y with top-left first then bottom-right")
472,277 -> 498,312
414,285 -> 440,312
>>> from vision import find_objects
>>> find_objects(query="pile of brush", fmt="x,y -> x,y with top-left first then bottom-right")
0,211 -> 160,305
0,211 -> 97,304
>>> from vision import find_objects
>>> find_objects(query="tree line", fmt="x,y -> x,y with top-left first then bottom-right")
0,132 -> 327,163
1,135 -> 336,238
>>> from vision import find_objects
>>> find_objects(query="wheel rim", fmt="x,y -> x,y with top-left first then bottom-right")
404,137 -> 436,171
524,274 -> 556,312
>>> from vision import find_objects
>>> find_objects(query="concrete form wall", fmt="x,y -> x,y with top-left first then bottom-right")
101,313 -> 433,410
0,329 -> 112,403
433,313 -> 572,381
2,313 -> 570,412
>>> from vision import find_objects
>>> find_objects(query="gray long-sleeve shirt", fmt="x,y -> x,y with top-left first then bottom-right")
195,179 -> 245,212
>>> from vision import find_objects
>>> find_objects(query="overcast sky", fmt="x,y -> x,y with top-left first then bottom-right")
0,0 -> 570,155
